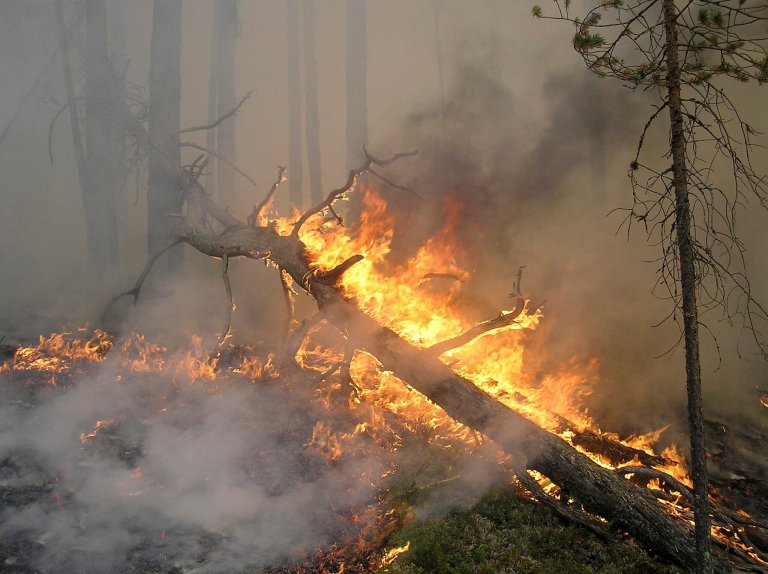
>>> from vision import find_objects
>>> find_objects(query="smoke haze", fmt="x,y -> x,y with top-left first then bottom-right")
1,0 -> 767,570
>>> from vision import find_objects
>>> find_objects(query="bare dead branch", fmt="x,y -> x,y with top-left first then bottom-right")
368,168 -> 423,200
511,265 -> 526,297
181,142 -> 258,188
427,297 -> 528,356
102,237 -> 186,320
290,148 -> 417,238
315,254 -> 365,285
570,432 -> 669,468
280,312 -> 325,368
248,165 -> 286,226
514,467 -> 613,541
219,255 -> 233,347
178,90 -> 253,134
419,272 -> 464,285
1,46 -> 60,152
279,267 -> 297,338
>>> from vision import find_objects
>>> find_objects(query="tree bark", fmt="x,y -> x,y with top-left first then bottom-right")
662,2 -> 713,573
148,0 -> 183,270
84,0 -> 121,272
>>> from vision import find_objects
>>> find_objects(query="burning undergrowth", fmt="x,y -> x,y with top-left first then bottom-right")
1,183 -> 767,573
0,331 -> 422,573
0,321 -> 514,573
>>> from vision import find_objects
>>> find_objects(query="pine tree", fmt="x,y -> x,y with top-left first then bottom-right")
534,2 -> 768,572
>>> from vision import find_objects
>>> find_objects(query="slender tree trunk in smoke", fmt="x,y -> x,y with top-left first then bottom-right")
662,1 -> 712,572
54,0 -> 87,251
108,0 -> 127,64
287,0 -> 303,210
304,0 -> 323,205
148,0 -> 183,270
55,0 -> 122,277
206,2 -> 221,196
432,0 -> 445,116
108,0 -> 128,196
346,0 -> 367,169
84,0 -> 121,272
215,0 -> 238,210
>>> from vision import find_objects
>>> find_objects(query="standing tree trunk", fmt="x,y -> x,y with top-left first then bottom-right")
215,0 -> 238,210
108,0 -> 127,64
55,0 -> 87,246
662,1 -> 712,572
432,0 -> 445,116
345,0 -> 367,169
84,0 -> 121,273
303,0 -> 323,205
205,2 -> 221,196
287,0 -> 303,210
147,0 -> 183,270
56,0 -> 122,277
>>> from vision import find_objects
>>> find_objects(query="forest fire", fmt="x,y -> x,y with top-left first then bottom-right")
2,183 -> 766,572
296,187 -> 687,474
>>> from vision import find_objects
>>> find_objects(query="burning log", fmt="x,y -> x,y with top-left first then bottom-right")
107,152 -> 746,573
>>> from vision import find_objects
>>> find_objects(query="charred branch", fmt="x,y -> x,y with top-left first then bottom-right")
280,312 -> 325,368
619,465 -> 768,563
178,90 -> 253,135
570,431 -> 670,469
181,141 -> 258,189
248,165 -> 286,226
315,255 -> 365,285
419,272 -> 464,285
509,388 -> 673,468
103,237 -> 186,319
290,148 -> 417,238
368,168 -> 423,200
427,297 -> 527,356
219,255 -> 233,346
514,467 -> 613,542
279,267 -> 297,337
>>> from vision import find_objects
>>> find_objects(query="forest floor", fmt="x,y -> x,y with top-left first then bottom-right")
0,327 -> 766,574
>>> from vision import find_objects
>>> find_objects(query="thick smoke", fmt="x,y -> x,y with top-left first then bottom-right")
1,2 -> 767,571
380,53 -> 767,434
0,347 -> 382,572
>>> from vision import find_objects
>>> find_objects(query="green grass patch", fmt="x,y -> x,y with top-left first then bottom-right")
377,485 -> 685,574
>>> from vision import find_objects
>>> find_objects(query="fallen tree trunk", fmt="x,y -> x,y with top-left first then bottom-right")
110,159 -> 739,573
